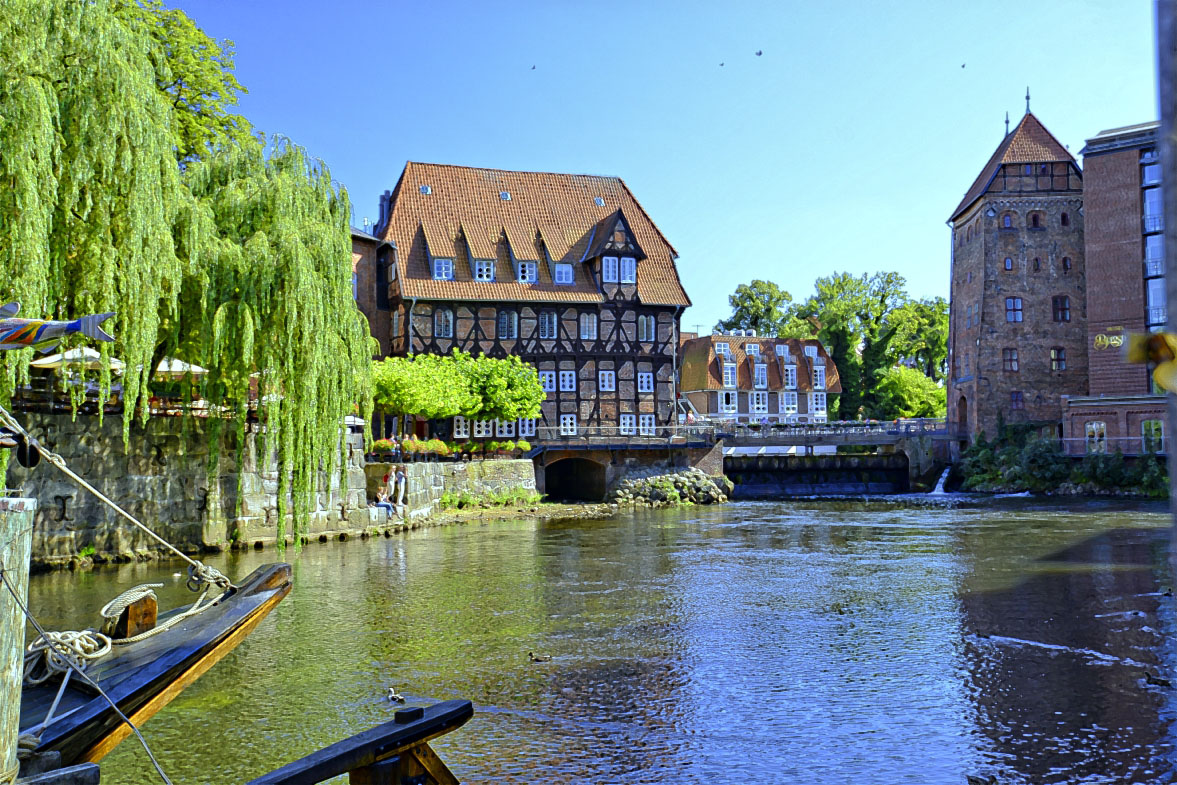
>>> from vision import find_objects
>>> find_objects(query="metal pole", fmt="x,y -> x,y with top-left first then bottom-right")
1161,1 -> 1177,565
0,497 -> 36,784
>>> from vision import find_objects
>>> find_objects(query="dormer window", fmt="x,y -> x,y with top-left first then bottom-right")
554,263 -> 573,284
722,362 -> 737,388
433,258 -> 454,280
602,256 -> 619,283
754,363 -> 768,389
776,344 -> 791,362
517,261 -> 537,283
620,257 -> 636,283
747,344 -> 760,357
474,260 -> 495,281
715,342 -> 730,357
783,366 -> 797,389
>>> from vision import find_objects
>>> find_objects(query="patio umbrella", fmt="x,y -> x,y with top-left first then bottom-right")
155,358 -> 208,377
30,346 -> 125,372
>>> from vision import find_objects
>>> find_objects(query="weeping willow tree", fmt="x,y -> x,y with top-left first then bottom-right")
0,0 -> 373,542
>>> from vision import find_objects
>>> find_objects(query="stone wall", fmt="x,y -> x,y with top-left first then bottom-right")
6,413 -> 368,568
363,459 -> 537,520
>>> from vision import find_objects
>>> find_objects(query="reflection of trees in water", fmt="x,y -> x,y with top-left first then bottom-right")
960,527 -> 1174,784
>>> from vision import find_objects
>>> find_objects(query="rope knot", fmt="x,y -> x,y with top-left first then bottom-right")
186,561 -> 231,592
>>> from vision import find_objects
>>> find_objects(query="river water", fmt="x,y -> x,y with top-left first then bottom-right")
23,497 -> 1177,784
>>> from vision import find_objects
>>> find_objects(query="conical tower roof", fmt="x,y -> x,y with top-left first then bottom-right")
949,112 -> 1078,222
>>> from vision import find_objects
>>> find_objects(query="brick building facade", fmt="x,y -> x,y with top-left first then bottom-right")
947,112 -> 1089,441
1061,122 -> 1167,455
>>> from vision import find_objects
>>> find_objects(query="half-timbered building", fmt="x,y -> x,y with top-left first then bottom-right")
679,333 -> 842,424
363,162 -> 692,442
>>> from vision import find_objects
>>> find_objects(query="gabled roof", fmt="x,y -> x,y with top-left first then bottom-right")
949,112 -> 1078,222
679,334 -> 842,393
582,209 -> 647,262
378,162 -> 690,305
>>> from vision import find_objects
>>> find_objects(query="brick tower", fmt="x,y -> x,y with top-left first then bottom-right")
947,111 -> 1088,442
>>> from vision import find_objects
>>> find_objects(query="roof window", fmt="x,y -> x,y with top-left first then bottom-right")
419,185 -> 432,195
594,197 -> 605,207
500,191 -> 511,201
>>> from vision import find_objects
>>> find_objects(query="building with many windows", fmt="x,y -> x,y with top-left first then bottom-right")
355,162 -> 691,442
946,111 -> 1089,441
678,332 -> 841,424
1061,122 -> 1168,455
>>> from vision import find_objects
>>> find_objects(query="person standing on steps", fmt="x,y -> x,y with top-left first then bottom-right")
394,465 -> 407,517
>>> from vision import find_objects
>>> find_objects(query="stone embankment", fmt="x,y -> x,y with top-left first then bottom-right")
609,468 -> 732,507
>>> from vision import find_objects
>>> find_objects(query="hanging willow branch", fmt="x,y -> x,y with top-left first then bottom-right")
0,0 -> 373,541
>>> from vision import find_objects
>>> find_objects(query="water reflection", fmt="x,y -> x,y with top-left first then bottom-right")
21,498 -> 1175,784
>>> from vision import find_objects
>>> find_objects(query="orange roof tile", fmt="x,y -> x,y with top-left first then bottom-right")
949,112 -> 1078,222
679,334 -> 842,393
379,162 -> 690,306
460,220 -> 497,259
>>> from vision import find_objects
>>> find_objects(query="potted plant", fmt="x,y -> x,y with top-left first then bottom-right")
499,440 -> 515,457
514,439 -> 531,457
370,438 -> 394,461
426,438 -> 448,461
402,436 -> 421,462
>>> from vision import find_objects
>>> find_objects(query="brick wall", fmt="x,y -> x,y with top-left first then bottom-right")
1084,150 -> 1151,395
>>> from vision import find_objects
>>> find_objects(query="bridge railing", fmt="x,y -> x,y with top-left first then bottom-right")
532,423 -> 718,445
717,418 -> 954,441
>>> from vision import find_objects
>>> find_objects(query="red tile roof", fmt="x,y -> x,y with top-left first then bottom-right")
379,162 -> 691,306
949,113 -> 1078,222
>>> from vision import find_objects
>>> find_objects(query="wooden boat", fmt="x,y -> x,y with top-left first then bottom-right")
19,562 -> 292,767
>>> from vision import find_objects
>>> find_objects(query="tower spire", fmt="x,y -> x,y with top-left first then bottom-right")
1005,111 -> 1010,137
1025,86 -> 1031,115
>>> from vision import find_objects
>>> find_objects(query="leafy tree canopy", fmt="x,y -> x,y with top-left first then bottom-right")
871,366 -> 946,420
0,0 -> 372,539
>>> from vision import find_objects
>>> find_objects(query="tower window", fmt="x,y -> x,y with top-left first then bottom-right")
1002,215 -> 1013,229
1031,214 -> 1040,228
1005,297 -> 1023,322
1052,295 -> 1071,322
1051,347 -> 1066,371
1033,258 -> 1040,271
1010,391 -> 1025,410
1062,257 -> 1072,272
1061,212 -> 1070,227
1004,257 -> 1013,271
1002,348 -> 1019,372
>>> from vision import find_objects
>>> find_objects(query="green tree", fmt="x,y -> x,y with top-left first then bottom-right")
887,297 -> 948,381
458,353 -> 544,423
872,366 -> 946,419
0,0 -> 372,540
714,280 -> 797,336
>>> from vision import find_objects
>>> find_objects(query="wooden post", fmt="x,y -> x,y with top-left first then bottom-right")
1161,1 -> 1177,560
0,497 -> 36,785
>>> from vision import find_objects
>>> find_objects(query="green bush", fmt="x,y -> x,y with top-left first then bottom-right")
371,438 -> 393,453
1077,451 -> 1128,488
515,439 -> 531,452
1018,438 -> 1070,491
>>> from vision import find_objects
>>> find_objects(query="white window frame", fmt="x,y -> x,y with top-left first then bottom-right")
754,363 -> 768,389
750,391 -> 768,414
780,391 -> 798,415
473,420 -> 493,438
637,314 -> 655,342
434,308 -> 453,338
598,370 -> 616,392
620,256 -> 636,283
810,392 -> 827,414
619,413 -> 636,435
554,263 -> 573,284
559,414 -> 578,436
722,363 -> 737,388
474,260 -> 495,281
452,416 -> 469,439
783,366 -> 797,390
602,256 -> 619,283
539,311 -> 557,339
813,367 -> 826,389
719,390 -> 738,415
517,261 -> 538,283
747,343 -> 760,357
517,418 -> 537,438
498,310 -> 517,339
539,371 -> 556,392
580,312 -> 598,340
495,419 -> 515,438
637,372 -> 654,393
559,370 -> 577,392
715,342 -> 730,357
638,414 -> 656,436
433,257 -> 454,280
804,345 -> 818,360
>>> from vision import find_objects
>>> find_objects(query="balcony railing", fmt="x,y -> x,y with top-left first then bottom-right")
1060,436 -> 1168,457
532,424 -> 717,444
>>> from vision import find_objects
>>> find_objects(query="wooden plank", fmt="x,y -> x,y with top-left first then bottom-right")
112,594 -> 158,639
408,742 -> 460,785
1,497 -> 35,784
78,576 -> 291,762
246,700 -> 473,785
14,762 -> 100,785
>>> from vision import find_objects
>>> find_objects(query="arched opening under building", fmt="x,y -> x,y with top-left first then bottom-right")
544,457 -> 607,501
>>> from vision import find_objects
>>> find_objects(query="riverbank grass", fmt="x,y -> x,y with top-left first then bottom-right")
439,487 -> 544,510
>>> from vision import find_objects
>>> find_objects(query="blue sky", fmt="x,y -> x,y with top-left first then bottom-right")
176,0 -> 1155,333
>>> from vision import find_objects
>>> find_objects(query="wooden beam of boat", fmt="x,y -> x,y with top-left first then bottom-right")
20,563 -> 292,767
80,568 -> 291,762
245,700 -> 473,785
